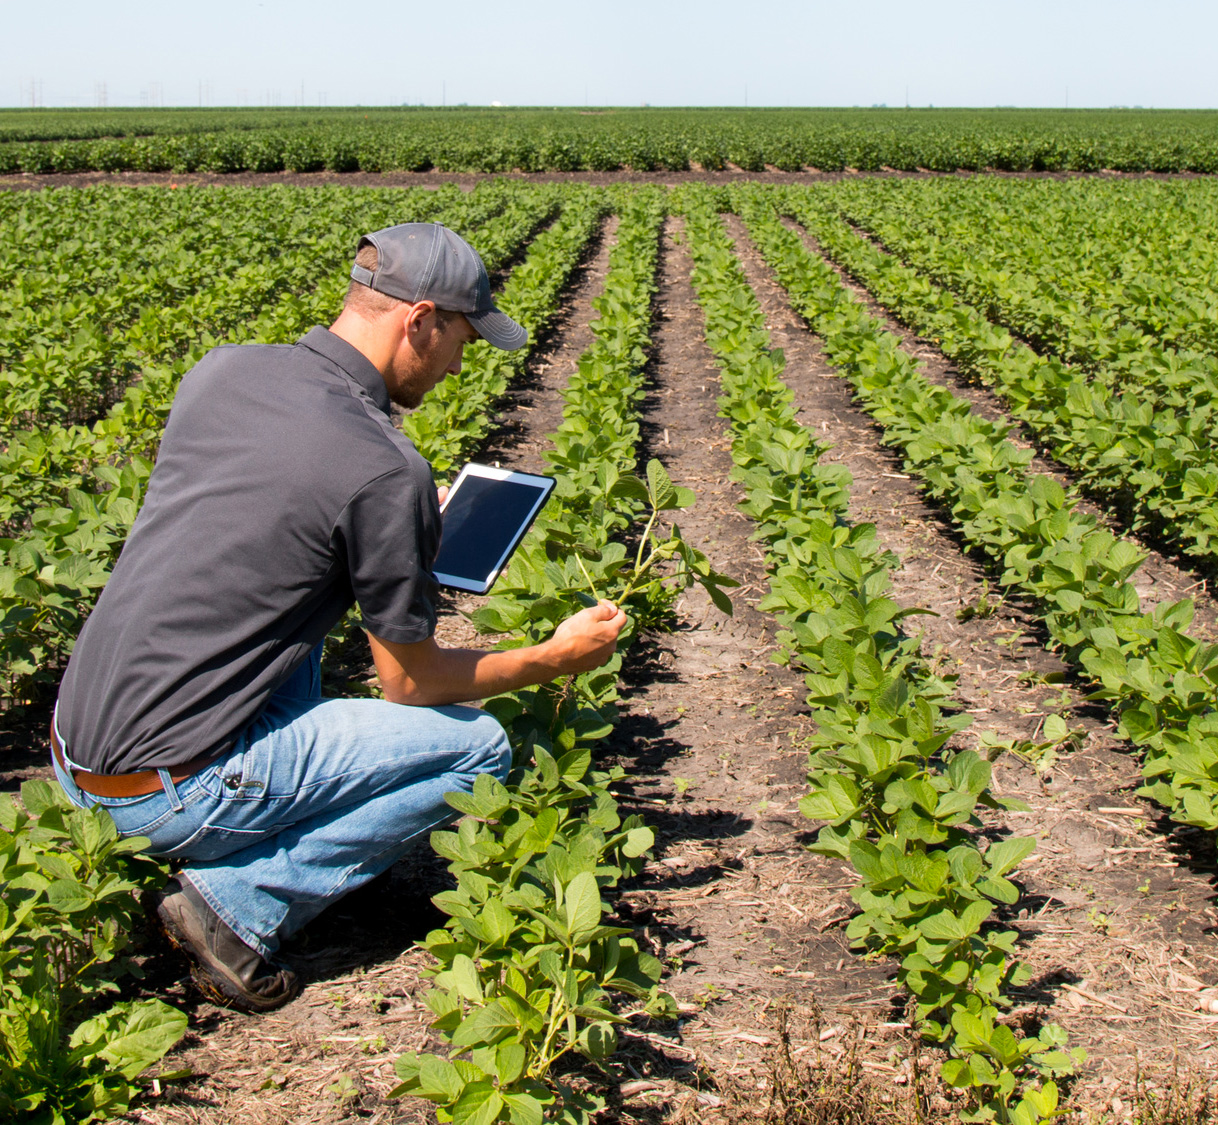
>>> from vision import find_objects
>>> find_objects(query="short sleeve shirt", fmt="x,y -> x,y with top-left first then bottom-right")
57,327 -> 441,775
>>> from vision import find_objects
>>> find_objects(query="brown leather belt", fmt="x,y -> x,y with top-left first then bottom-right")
50,725 -> 219,799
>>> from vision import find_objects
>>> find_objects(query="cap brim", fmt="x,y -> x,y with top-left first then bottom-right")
468,306 -> 528,351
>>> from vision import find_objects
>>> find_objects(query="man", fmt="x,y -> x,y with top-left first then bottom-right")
51,222 -> 626,1013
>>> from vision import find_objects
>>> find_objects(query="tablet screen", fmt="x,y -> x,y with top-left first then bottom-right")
431,465 -> 555,593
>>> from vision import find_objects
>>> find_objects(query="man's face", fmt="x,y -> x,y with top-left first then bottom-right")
388,310 -> 479,410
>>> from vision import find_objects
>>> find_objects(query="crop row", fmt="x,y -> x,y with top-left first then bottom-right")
0,180 -> 563,482
785,191 -> 1218,583
0,186 -> 424,436
679,187 -> 1075,1125
0,185 -> 291,301
9,107 -> 1218,173
393,190 -> 733,1123
736,189 -> 1218,874
0,185 -> 459,529
830,177 -> 1218,360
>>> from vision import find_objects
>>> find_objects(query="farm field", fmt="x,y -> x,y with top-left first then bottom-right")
3,176 -> 1218,1125
4,107 -> 1218,175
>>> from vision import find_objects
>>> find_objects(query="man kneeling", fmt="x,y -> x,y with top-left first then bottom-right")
51,222 -> 625,1012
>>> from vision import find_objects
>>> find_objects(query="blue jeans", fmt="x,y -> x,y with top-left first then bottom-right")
53,646 -> 511,959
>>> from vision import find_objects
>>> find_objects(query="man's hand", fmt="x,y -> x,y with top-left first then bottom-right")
548,600 -> 628,674
368,600 -> 628,707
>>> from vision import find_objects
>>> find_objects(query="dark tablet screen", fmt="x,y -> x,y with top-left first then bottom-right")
431,469 -> 554,592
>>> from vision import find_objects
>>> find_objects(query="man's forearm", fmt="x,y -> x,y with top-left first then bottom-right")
367,601 -> 626,707
371,636 -> 567,707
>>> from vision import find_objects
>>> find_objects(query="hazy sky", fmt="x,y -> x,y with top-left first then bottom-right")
4,0 -> 1214,110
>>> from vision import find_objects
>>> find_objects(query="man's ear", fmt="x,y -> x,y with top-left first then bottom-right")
403,300 -> 436,338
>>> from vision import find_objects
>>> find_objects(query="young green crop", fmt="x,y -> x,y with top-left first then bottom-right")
681,187 -> 1079,1125
763,186 -> 1218,847
0,782 -> 186,1123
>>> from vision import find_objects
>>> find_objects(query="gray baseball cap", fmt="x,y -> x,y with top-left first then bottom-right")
349,222 -> 527,351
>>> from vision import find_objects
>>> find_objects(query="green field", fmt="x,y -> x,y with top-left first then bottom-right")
5,177 -> 1218,1123
3,106 -> 1218,173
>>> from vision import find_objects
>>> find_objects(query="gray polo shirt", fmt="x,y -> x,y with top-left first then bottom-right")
57,327 -> 441,775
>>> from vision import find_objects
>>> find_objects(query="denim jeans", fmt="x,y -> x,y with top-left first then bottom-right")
53,646 -> 511,959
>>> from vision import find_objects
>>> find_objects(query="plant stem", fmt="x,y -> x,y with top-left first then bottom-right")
574,553 -> 601,600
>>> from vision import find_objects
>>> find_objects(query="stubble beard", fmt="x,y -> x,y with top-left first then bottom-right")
388,353 -> 435,411
389,382 -> 425,411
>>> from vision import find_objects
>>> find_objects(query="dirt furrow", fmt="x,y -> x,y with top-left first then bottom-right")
722,214 -> 1218,1099
591,217 -> 911,1118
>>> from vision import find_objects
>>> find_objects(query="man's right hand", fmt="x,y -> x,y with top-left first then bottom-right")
548,600 -> 628,674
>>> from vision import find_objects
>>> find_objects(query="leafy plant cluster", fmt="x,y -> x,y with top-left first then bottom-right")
678,188 -> 1073,1125
1,781 -> 186,1124
0,186 -> 338,438
743,190 -> 1218,868
819,179 -> 1218,570
392,190 -> 731,1123
0,182 -> 569,704
7,107 -> 1218,173
834,178 -> 1218,358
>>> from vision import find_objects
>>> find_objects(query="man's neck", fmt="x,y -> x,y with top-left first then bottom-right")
328,310 -> 397,377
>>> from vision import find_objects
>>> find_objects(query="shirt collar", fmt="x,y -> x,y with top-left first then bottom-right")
298,327 -> 392,417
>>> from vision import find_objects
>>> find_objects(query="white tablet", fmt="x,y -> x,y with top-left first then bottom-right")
431,463 -> 556,594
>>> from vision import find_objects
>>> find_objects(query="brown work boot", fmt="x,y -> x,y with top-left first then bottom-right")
157,877 -> 300,1013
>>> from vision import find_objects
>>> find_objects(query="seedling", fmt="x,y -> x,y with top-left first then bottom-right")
978,714 -> 1082,775
957,580 -> 1001,622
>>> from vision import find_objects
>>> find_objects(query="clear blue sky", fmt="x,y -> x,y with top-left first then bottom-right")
4,0 -> 1214,110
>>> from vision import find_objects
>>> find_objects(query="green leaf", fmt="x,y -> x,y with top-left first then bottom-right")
45,877 -> 93,914
564,871 -> 601,941
450,1001 -> 520,1049
452,954 -> 483,1002
393,1051 -> 424,1086
897,851 -> 949,895
577,1021 -> 618,1059
646,458 -> 679,510
621,826 -> 653,858
481,899 -> 516,947
504,1091 -> 548,1125
916,910 -> 965,942
451,1081 -> 505,1125
984,836 -> 1037,878
495,1042 -> 526,1086
940,1057 -> 972,1087
74,999 -> 187,1081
